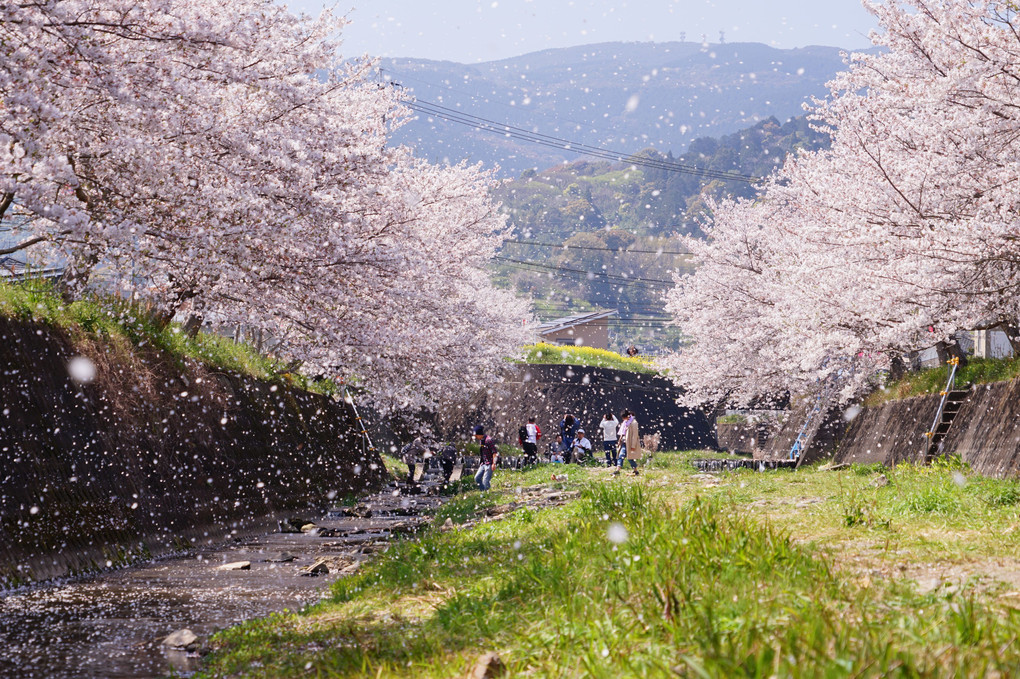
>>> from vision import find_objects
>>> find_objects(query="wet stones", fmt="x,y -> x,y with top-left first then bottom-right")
337,503 -> 373,518
216,561 -> 251,571
299,559 -> 331,577
298,557 -> 359,577
162,629 -> 198,650
277,518 -> 308,533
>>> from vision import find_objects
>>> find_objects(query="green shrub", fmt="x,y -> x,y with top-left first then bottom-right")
985,486 -> 1020,507
851,463 -> 887,476
899,485 -> 961,515
716,414 -> 748,424
0,279 -> 335,394
869,356 -> 1020,405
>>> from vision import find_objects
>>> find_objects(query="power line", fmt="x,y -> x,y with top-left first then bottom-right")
536,302 -> 670,312
410,98 -> 760,182
494,255 -> 674,287
410,99 -> 758,183
405,98 -> 762,184
498,262 -> 667,292
505,239 -> 693,256
378,68 -> 603,140
535,319 -> 675,325
495,256 -> 674,285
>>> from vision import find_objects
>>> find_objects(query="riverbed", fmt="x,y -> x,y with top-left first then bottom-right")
0,482 -> 441,678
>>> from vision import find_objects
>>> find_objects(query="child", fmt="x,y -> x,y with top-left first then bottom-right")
550,434 -> 566,464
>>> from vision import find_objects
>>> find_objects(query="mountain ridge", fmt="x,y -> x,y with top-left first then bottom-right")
378,40 -> 868,176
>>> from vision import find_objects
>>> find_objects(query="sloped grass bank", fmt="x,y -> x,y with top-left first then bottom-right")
200,459 -> 1020,678
867,356 -> 1020,406
0,279 -> 334,394
521,341 -> 658,374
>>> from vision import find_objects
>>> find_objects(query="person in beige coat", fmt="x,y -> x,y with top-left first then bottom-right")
615,410 -> 642,475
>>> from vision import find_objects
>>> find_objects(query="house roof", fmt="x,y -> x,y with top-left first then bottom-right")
0,255 -> 64,281
537,309 -> 618,335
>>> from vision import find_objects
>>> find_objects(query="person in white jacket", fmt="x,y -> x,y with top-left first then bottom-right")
599,412 -> 619,467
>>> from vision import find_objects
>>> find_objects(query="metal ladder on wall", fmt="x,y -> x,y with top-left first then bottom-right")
788,372 -> 841,462
338,379 -> 377,460
922,357 -> 967,462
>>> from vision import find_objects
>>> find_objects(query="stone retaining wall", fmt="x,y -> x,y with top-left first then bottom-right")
834,379 -> 1020,476
716,422 -> 769,455
433,364 -> 716,452
831,394 -> 935,467
0,317 -> 385,588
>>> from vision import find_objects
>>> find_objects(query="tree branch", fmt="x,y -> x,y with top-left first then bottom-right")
0,235 -> 48,256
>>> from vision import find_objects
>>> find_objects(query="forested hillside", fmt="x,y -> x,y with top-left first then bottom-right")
493,115 -> 829,352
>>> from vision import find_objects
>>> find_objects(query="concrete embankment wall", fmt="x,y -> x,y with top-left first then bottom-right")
832,394 -> 935,467
0,317 -> 385,588
834,378 -> 1020,476
716,423 -> 768,455
433,364 -> 717,452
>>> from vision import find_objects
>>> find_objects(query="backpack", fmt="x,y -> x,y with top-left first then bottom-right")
518,424 -> 529,443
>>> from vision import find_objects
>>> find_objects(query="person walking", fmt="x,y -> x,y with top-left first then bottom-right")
400,437 -> 427,485
473,425 -> 499,491
439,442 -> 458,484
617,411 -> 641,475
599,412 -> 619,467
519,416 -> 542,464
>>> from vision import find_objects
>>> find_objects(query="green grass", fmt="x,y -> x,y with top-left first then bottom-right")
868,356 -> 1020,406
199,455 -> 1020,678
0,278 -> 335,393
520,342 -> 659,374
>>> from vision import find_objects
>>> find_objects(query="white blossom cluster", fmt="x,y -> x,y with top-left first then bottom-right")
663,0 -> 1020,405
0,0 -> 531,410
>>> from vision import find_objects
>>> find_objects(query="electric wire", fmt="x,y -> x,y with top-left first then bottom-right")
406,98 -> 762,183
504,239 -> 693,256
494,255 -> 674,287
495,255 -> 674,285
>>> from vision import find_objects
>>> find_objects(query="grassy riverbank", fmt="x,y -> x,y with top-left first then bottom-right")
0,278 -> 335,394
867,356 -> 1020,406
200,453 -> 1020,678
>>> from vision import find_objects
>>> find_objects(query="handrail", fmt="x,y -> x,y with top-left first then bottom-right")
922,356 -> 959,457
787,403 -> 811,456
340,379 -> 377,460
789,368 -> 840,461
788,397 -> 819,460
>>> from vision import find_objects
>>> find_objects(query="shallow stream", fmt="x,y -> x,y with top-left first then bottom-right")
0,481 -> 441,678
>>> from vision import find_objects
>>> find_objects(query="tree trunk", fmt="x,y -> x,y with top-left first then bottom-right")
182,313 -> 203,338
998,321 -> 1020,356
56,245 -> 101,302
934,338 -> 966,366
888,353 -> 907,381
152,276 -> 201,329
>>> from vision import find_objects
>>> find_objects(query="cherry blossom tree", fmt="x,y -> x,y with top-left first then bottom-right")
664,0 -> 1020,406
1,0 -> 531,410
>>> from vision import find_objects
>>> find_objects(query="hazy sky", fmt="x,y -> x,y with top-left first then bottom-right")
282,0 -> 879,63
